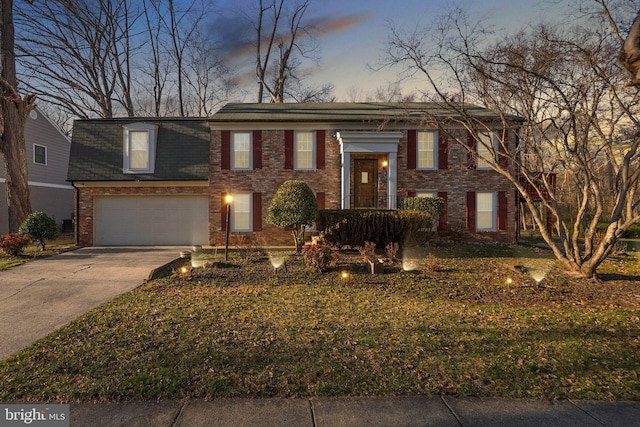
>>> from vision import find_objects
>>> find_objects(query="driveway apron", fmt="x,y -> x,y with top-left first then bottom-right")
0,247 -> 182,360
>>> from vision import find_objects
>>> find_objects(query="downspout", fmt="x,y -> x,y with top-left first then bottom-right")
71,182 -> 79,246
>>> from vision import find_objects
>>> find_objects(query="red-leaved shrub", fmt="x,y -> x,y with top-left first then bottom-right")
0,233 -> 31,256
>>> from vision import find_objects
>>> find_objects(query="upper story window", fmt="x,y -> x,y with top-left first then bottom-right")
477,132 -> 497,170
295,131 -> 315,170
232,132 -> 251,170
123,123 -> 158,174
33,144 -> 47,165
417,131 -> 437,170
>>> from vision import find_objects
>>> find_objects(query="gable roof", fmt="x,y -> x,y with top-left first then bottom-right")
209,102 -> 524,124
68,118 -> 210,182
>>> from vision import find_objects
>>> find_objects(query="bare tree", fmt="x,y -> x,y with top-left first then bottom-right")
1,0 -> 35,232
16,0 -> 140,118
384,3 -> 639,278
182,36 -> 236,116
253,0 -> 326,103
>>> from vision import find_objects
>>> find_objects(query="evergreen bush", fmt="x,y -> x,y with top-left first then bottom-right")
19,211 -> 59,251
317,209 -> 432,248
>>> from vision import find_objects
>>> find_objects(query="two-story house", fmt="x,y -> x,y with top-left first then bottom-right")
0,107 -> 74,234
68,102 -> 521,246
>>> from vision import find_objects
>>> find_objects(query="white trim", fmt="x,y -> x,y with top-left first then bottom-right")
476,191 -> 497,231
231,192 -> 253,232
33,143 -> 47,165
416,131 -> 438,170
0,178 -> 74,190
294,130 -> 316,170
122,123 -> 158,174
231,131 -> 252,170
337,131 -> 402,209
71,180 -> 208,188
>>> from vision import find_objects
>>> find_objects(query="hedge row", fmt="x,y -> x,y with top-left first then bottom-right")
317,209 -> 433,248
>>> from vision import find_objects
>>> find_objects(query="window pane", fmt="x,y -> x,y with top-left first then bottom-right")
34,145 -> 46,165
130,131 -> 148,169
477,133 -> 495,169
295,132 -> 313,169
233,193 -> 251,231
477,192 -> 495,230
417,132 -> 435,169
233,133 -> 251,169
416,191 -> 437,198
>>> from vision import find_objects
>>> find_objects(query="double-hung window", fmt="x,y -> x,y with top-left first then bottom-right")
417,131 -> 437,169
295,131 -> 314,170
123,123 -> 158,174
476,192 -> 497,231
232,193 -> 252,231
232,132 -> 251,170
477,132 -> 497,170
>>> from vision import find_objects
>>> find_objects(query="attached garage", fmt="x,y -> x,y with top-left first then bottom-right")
94,195 -> 209,245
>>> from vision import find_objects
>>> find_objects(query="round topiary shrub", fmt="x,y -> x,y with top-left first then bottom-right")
18,211 -> 60,251
266,180 -> 318,252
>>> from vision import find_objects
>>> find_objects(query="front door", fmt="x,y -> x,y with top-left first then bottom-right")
354,159 -> 377,208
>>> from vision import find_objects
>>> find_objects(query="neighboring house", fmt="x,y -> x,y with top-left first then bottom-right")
68,102 -> 521,246
0,107 -> 74,234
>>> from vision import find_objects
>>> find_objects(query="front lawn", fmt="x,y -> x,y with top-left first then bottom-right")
0,234 -> 76,270
0,243 -> 638,402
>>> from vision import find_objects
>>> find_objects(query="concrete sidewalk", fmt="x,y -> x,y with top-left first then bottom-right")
0,247 -> 184,360
70,396 -> 640,426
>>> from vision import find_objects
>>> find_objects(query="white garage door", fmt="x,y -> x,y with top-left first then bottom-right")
94,195 -> 209,245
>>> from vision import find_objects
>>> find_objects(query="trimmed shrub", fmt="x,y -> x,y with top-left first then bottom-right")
19,211 -> 60,251
266,180 -> 318,253
402,196 -> 444,217
302,242 -> 338,273
0,233 -> 31,256
317,209 -> 432,248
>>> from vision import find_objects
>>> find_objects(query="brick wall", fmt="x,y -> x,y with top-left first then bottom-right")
210,127 -> 517,246
210,129 -> 342,246
398,128 -> 516,242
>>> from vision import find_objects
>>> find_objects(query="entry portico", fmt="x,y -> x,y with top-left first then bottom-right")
337,131 -> 402,210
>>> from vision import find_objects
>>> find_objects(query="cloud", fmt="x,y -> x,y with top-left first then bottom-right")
311,13 -> 371,36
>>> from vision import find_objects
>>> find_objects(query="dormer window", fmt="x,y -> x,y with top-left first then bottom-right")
123,123 -> 158,174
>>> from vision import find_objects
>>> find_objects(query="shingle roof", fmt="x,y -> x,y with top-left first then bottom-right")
209,102 -> 523,123
68,118 -> 210,181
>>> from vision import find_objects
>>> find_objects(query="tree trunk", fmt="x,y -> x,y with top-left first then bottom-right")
0,0 -> 34,232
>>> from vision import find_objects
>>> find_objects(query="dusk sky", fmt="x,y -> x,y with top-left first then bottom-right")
216,0 -> 568,101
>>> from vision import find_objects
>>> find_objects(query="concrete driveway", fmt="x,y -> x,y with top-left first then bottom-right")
0,247 -> 184,360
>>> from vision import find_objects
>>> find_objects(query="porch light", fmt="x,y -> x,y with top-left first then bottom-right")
382,160 -> 388,168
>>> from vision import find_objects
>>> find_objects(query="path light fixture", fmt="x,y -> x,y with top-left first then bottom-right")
224,194 -> 233,261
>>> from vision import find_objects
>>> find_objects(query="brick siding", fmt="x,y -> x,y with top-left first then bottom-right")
210,127 -> 517,246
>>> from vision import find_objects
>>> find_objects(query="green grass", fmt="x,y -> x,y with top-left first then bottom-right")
0,243 -> 638,402
0,234 -> 76,270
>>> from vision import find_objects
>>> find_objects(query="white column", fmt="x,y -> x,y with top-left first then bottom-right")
387,152 -> 398,209
341,151 -> 351,209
